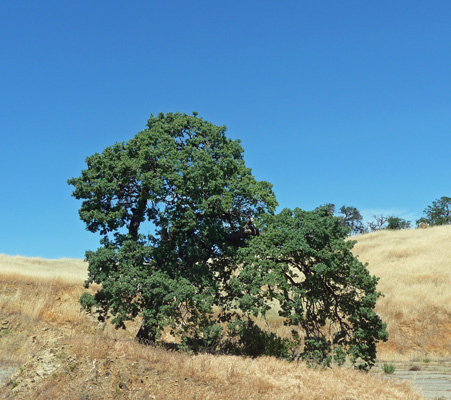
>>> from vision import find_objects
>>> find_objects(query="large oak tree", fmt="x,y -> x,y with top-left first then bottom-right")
69,112 -> 276,343
69,112 -> 387,368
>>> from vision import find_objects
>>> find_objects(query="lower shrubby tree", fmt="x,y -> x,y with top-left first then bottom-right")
233,206 -> 388,369
69,112 -> 387,369
386,216 -> 411,230
368,214 -> 412,231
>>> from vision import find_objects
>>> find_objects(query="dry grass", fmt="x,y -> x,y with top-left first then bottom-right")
0,275 -> 86,367
0,276 -> 84,322
6,224 -> 451,398
0,254 -> 87,283
0,249 -> 428,399
351,225 -> 451,361
42,334 -> 421,400
0,315 -> 425,400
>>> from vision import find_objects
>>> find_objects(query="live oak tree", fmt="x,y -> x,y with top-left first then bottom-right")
338,205 -> 366,235
321,204 -> 366,235
69,112 -> 387,368
417,196 -> 451,226
233,206 -> 388,369
68,112 -> 277,344
386,216 -> 411,230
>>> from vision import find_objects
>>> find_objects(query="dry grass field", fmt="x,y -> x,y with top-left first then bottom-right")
0,255 -> 87,283
351,225 -> 451,362
1,225 -> 450,399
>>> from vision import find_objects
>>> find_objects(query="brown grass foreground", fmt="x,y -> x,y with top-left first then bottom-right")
2,224 -> 449,399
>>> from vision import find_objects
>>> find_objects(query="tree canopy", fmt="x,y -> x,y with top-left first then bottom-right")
234,206 -> 387,368
321,204 -> 366,235
69,112 -> 276,343
69,112 -> 387,369
417,196 -> 451,226
386,216 -> 411,230
338,205 -> 366,234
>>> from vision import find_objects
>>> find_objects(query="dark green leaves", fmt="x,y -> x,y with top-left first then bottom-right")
417,196 -> 451,226
236,207 -> 388,369
70,112 -> 386,368
69,112 -> 276,344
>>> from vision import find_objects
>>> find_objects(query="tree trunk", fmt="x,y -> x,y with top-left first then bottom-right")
136,322 -> 157,345
129,189 -> 149,238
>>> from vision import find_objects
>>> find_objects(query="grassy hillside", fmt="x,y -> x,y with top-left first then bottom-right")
0,254 -> 87,282
351,225 -> 451,361
2,225 -> 450,399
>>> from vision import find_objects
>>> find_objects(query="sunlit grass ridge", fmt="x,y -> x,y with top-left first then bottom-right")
0,254 -> 87,282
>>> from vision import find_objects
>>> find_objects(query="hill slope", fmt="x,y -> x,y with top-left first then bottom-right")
351,225 -> 451,360
2,225 -> 450,399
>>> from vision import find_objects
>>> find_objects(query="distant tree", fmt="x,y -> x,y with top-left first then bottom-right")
338,205 -> 366,234
416,196 -> 451,226
322,203 -> 336,216
386,217 -> 411,230
234,206 -> 388,370
320,204 -> 366,235
69,112 -> 277,344
367,215 -> 389,232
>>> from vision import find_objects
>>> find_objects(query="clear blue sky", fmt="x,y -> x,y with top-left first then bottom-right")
1,1 -> 450,259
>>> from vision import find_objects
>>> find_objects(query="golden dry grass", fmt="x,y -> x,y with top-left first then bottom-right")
0,311 -> 424,400
0,248 -> 428,399
351,225 -> 451,361
0,254 -> 87,283
44,334 -> 422,400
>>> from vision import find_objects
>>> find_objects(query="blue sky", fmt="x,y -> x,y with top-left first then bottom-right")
1,1 -> 450,259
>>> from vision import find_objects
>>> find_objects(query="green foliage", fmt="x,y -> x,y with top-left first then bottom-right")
79,292 -> 97,313
303,337 -> 333,367
69,111 -> 387,369
338,205 -> 366,235
417,196 -> 451,226
368,214 -> 412,231
386,216 -> 411,230
69,112 -> 277,343
178,321 -> 224,353
322,204 -> 366,235
235,206 -> 388,369
8,380 -> 18,389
